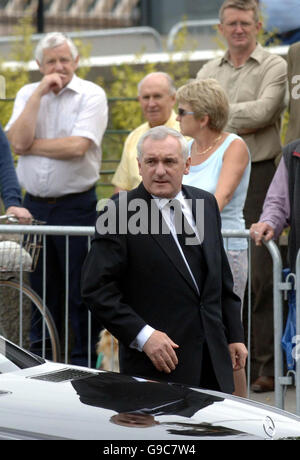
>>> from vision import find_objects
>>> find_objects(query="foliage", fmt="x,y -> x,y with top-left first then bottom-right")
281,110 -> 289,146
73,38 -> 92,80
106,60 -> 156,131
0,16 -> 34,128
102,20 -> 195,134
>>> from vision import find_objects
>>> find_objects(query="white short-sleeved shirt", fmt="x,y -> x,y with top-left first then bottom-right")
5,74 -> 108,197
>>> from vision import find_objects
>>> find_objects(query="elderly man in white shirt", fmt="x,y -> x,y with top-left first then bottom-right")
6,32 -> 108,367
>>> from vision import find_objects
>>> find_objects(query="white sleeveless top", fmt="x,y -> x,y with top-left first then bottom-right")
182,133 -> 251,250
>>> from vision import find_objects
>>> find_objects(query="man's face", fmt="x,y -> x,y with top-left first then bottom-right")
218,8 -> 261,54
38,42 -> 79,88
138,135 -> 190,198
138,76 -> 176,127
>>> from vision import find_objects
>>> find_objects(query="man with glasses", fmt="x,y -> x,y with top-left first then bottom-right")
112,72 -> 181,193
196,0 -> 287,393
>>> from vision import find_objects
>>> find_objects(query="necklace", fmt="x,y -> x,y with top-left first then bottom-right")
194,134 -> 223,156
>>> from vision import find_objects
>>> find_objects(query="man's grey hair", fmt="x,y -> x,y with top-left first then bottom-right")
137,72 -> 176,96
137,126 -> 189,161
35,32 -> 79,63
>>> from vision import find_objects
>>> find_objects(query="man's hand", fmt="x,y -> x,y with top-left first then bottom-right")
250,222 -> 274,246
37,73 -> 65,96
143,330 -> 179,374
7,73 -> 66,153
6,206 -> 32,223
228,343 -> 248,371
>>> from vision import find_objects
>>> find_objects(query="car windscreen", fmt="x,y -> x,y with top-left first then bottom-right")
0,336 -> 44,371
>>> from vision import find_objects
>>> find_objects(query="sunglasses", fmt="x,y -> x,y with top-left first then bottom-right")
177,108 -> 195,117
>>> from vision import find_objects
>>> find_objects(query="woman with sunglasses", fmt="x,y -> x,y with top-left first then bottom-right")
176,78 -> 251,398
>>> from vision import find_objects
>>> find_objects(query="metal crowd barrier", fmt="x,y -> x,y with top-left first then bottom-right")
222,230 -> 288,410
0,224 -> 298,414
0,26 -> 164,59
166,18 -> 220,51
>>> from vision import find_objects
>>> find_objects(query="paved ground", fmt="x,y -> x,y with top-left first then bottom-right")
249,387 -> 298,415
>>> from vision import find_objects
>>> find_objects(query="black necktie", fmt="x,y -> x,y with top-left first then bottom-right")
167,199 -> 206,292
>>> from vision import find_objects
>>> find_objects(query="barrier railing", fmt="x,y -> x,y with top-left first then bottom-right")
166,18 -> 220,51
222,230 -> 288,410
0,224 -> 298,414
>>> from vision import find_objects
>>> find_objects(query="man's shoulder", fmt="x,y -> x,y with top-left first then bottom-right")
258,46 -> 286,66
247,45 -> 286,76
124,122 -> 150,145
288,41 -> 300,57
283,138 -> 300,158
112,184 -> 215,201
183,184 -> 215,201
197,57 -> 222,76
108,185 -> 146,205
75,76 -> 107,98
16,82 -> 39,96
126,111 -> 179,140
129,121 -> 149,136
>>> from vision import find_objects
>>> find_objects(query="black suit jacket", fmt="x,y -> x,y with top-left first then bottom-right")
81,183 -> 244,393
72,372 -> 223,417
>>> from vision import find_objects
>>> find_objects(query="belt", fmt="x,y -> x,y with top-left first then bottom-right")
27,187 -> 94,204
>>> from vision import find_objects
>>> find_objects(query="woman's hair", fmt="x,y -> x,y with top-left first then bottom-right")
137,126 -> 189,160
176,78 -> 229,132
35,32 -> 79,63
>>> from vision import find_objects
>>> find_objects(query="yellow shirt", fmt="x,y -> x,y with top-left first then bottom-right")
112,111 -> 181,190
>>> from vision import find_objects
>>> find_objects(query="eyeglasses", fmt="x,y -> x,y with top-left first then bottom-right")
223,21 -> 254,30
177,108 -> 195,117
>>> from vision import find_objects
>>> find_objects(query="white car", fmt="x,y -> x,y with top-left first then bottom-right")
0,335 -> 299,441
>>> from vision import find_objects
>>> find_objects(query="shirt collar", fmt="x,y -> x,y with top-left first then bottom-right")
153,190 -> 185,210
220,43 -> 263,67
146,110 -> 178,130
57,74 -> 81,96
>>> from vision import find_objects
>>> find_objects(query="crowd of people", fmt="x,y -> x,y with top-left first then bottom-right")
1,0 -> 300,397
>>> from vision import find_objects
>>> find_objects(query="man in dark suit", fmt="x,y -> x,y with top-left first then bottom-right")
72,371 -> 223,417
81,126 -> 247,394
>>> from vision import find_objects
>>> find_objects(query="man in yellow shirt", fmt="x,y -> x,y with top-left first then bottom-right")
112,72 -> 180,192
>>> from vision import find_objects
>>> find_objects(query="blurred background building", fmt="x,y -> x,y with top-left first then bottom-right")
0,0 -> 223,35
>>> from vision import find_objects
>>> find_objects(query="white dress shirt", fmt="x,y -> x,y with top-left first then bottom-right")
5,74 -> 108,197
